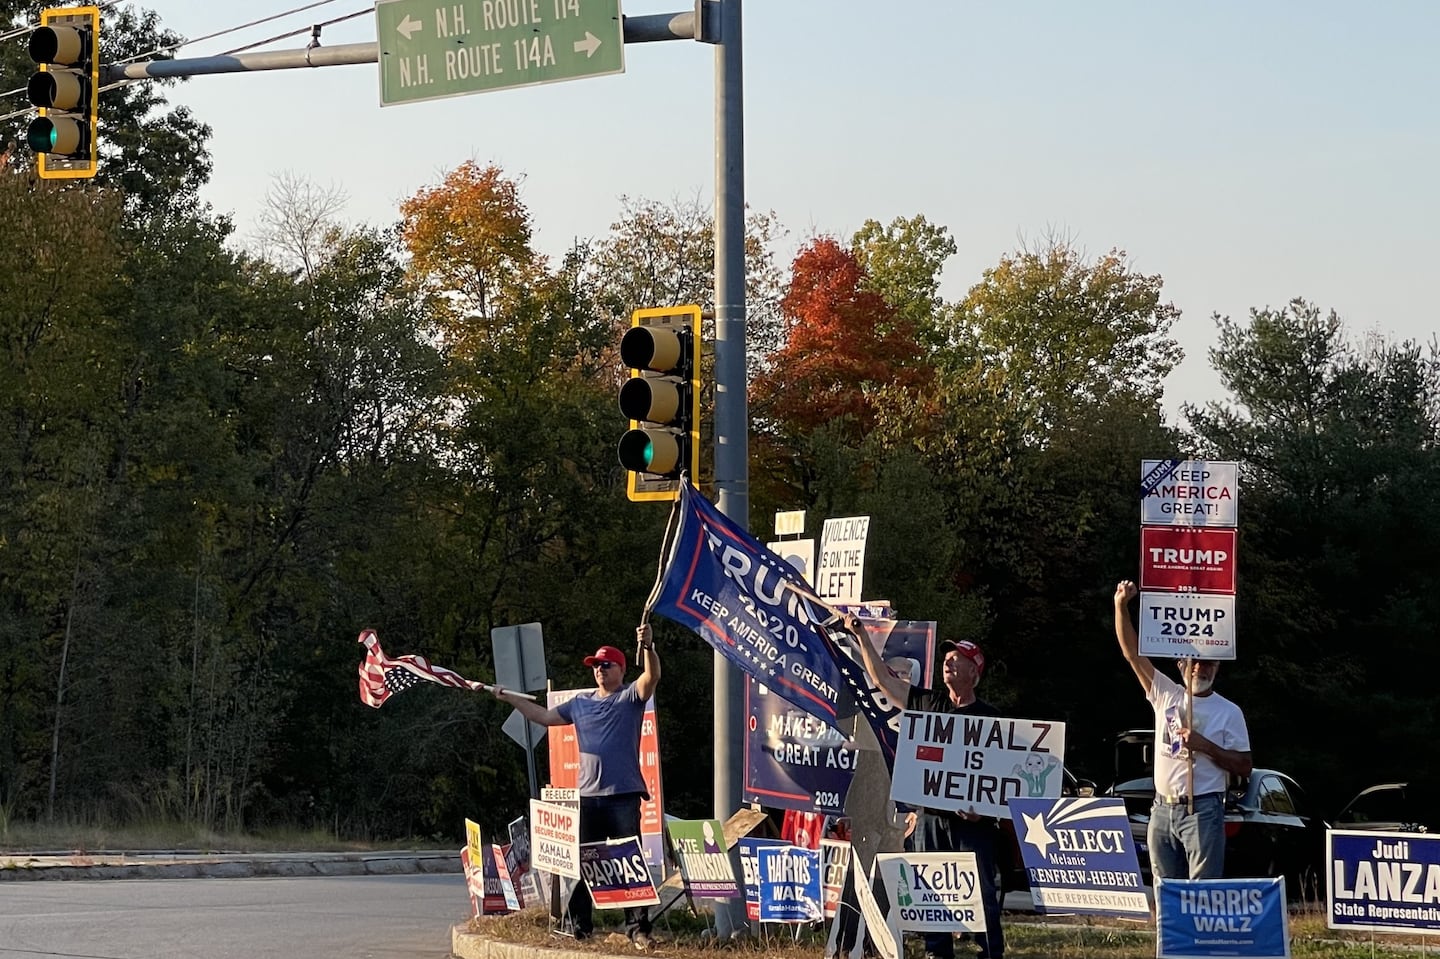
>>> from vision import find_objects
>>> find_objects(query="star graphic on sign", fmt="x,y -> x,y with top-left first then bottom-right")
1022,812 -> 1056,859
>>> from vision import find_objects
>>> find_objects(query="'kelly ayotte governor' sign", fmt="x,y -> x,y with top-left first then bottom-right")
1328,830 -> 1440,934
877,852 -> 987,934
890,712 -> 1066,819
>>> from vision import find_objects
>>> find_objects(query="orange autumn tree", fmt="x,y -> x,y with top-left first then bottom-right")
752,236 -> 931,439
399,160 -> 536,335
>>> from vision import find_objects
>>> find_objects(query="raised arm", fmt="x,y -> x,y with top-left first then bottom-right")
633,624 -> 661,702
845,615 -> 909,705
1113,580 -> 1155,694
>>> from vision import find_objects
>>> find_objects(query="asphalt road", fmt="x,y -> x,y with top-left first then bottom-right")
0,873 -> 468,959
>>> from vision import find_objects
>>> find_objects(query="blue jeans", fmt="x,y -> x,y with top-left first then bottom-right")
1147,792 -> 1225,880
914,811 -> 1004,959
570,793 -> 650,939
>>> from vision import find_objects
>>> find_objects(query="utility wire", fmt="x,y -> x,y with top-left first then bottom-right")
2,0 -> 365,121
220,8 -> 369,55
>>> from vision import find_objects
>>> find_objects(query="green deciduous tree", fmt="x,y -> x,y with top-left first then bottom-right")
945,240 -> 1183,436
1186,300 -> 1440,804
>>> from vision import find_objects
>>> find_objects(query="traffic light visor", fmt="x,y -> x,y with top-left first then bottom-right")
29,25 -> 85,65
620,326 -> 682,373
27,70 -> 84,110
619,376 -> 680,423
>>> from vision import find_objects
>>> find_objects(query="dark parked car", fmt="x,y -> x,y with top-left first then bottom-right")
1108,729 -> 1328,899
1334,780 -> 1439,834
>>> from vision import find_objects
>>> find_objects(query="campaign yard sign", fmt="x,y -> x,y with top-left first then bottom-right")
876,852 -> 986,933
506,815 -> 541,908
1141,527 -> 1238,594
767,537 -> 816,584
821,839 -> 852,919
1141,460 -> 1239,527
757,845 -> 823,922
1157,877 -> 1289,959
493,843 -> 521,911
579,837 -> 660,908
1328,830 -> 1440,934
891,712 -> 1066,818
739,837 -> 789,921
1139,592 -> 1237,660
743,620 -> 936,813
816,515 -> 870,604
667,819 -> 739,899
744,682 -> 856,814
1007,797 -> 1148,917
530,798 -> 580,879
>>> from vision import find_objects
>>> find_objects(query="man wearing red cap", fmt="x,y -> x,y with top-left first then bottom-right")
849,618 -> 1005,959
493,624 -> 661,948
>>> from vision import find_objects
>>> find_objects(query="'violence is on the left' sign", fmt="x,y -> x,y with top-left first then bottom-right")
376,0 -> 625,106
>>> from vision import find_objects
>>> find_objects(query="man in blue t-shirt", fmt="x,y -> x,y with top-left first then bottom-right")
493,624 -> 662,948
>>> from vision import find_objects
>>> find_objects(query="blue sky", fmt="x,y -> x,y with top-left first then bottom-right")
126,1 -> 1439,417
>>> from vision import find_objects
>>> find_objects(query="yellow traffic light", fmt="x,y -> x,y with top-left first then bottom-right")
619,306 -> 702,502
27,6 -> 101,180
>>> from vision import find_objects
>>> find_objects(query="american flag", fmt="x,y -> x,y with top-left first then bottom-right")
357,629 -> 483,708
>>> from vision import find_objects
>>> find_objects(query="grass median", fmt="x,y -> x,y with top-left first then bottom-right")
468,904 -> 1437,959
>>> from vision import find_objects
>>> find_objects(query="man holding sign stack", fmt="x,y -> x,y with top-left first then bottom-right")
849,616 -> 1005,959
1113,580 -> 1251,880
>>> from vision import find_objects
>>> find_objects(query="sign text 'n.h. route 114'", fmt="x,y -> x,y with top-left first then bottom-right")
376,0 -> 624,106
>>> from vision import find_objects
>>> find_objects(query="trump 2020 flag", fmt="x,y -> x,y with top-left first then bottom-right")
651,479 -> 903,768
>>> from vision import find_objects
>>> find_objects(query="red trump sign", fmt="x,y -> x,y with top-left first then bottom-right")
1140,527 -> 1237,594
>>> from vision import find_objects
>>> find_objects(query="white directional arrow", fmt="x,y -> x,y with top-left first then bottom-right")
573,31 -> 601,57
396,14 -> 423,40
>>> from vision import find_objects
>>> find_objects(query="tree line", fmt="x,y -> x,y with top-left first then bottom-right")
1,4 -> 1437,840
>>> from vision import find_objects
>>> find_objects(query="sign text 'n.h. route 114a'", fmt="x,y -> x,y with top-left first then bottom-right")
376,0 -> 625,106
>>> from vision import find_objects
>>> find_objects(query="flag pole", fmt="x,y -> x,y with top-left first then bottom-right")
1185,658 -> 1195,815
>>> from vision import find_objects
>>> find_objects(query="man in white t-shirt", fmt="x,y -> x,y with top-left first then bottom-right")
1113,580 -> 1252,880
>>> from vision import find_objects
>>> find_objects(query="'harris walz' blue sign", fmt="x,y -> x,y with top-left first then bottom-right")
757,846 -> 823,922
1328,829 -> 1440,934
1157,877 -> 1289,959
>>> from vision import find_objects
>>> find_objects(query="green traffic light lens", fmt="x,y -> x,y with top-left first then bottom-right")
642,439 -> 655,468
26,119 -> 55,153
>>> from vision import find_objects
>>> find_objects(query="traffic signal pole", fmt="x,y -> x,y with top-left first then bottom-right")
710,0 -> 748,938
101,13 -> 703,83
102,0 -> 751,930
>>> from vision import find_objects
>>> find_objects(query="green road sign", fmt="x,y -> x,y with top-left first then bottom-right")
376,0 -> 624,106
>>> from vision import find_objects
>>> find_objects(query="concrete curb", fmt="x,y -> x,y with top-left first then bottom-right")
452,926 -> 607,959
0,851 -> 462,882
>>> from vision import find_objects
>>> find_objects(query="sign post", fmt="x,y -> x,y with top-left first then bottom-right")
376,0 -> 625,106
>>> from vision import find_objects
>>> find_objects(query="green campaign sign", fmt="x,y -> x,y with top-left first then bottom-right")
666,819 -> 739,899
376,0 -> 625,106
